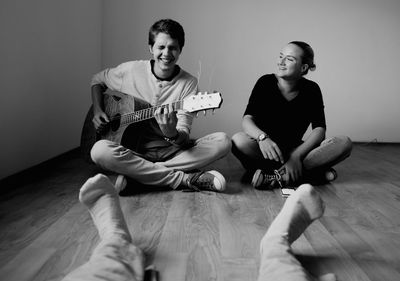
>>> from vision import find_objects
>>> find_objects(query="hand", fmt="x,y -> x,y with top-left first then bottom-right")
154,103 -> 178,137
92,109 -> 109,132
282,155 -> 303,183
258,138 -> 284,164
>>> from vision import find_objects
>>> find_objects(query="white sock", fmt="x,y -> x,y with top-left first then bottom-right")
79,174 -> 131,241
265,184 -> 325,244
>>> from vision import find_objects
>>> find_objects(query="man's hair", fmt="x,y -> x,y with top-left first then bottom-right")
148,19 -> 185,50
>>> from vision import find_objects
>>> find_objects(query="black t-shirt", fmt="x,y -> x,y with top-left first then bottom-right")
244,74 -> 326,154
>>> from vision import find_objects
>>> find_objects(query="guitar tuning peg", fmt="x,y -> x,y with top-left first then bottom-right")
204,91 -> 208,95
203,110 -> 206,116
196,112 -> 199,117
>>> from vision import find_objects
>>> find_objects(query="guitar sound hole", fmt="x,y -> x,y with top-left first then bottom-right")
110,114 -> 121,131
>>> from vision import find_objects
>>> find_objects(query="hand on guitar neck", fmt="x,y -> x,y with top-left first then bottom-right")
153,103 -> 179,139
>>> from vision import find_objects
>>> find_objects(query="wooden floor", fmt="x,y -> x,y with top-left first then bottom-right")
1,143 -> 400,281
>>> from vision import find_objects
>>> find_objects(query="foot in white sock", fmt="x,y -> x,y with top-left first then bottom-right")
79,174 -> 131,241
265,183 -> 325,244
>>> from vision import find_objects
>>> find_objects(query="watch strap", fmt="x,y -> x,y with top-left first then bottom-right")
164,131 -> 179,143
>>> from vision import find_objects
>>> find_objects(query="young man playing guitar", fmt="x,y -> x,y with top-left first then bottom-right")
89,19 -> 231,192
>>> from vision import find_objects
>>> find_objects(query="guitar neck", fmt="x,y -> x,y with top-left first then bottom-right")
116,100 -> 183,125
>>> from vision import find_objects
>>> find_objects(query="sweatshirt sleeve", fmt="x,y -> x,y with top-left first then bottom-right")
176,76 -> 198,135
90,62 -> 132,91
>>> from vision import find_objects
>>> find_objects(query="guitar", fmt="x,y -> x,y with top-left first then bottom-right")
80,90 -> 223,161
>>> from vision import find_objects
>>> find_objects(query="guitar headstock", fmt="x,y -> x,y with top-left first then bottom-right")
182,92 -> 223,113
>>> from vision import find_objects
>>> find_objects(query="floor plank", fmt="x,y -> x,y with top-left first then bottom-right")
0,144 -> 400,281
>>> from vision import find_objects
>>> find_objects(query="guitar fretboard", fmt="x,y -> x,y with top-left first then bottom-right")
114,100 -> 183,125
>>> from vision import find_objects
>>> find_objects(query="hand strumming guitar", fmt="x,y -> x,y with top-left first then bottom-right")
92,108 -> 110,133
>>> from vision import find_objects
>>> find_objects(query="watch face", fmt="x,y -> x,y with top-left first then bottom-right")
258,133 -> 266,141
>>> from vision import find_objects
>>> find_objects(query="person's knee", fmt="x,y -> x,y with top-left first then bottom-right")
336,135 -> 353,157
90,139 -> 114,165
212,132 -> 232,156
231,132 -> 250,151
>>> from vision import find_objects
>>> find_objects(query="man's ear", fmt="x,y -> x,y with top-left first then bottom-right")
148,45 -> 153,54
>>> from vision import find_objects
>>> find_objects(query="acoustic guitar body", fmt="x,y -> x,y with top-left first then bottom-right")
80,90 -> 153,162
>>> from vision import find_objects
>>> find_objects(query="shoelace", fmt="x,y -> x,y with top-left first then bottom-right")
264,170 -> 283,188
184,172 -> 205,192
274,170 -> 283,188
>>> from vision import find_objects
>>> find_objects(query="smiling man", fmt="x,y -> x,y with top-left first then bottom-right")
90,19 -> 230,193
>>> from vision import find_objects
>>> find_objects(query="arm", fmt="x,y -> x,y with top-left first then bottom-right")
91,84 -> 109,131
90,63 -> 128,131
282,126 -> 325,182
154,74 -> 197,147
242,114 -> 284,164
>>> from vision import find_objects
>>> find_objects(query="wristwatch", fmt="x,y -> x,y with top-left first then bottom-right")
257,133 -> 269,142
164,131 -> 179,143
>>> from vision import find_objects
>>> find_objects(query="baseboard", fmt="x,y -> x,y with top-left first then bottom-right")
0,147 -> 82,193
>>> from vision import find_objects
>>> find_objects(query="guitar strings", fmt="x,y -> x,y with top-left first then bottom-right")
113,100 -> 183,125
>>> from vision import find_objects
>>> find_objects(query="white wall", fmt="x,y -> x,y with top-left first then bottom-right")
102,0 -> 400,142
2,0 -> 399,180
0,0 -> 102,179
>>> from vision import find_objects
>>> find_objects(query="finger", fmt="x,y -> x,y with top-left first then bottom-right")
276,149 -> 284,164
93,118 -> 102,129
100,113 -> 109,123
270,144 -> 283,163
269,150 -> 280,162
168,103 -> 174,114
161,105 -> 168,115
155,107 -> 162,116
261,149 -> 269,159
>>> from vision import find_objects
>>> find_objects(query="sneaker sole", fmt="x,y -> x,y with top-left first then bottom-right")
207,170 -> 226,191
251,169 -> 263,188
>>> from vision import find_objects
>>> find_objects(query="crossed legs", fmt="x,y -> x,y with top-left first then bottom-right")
232,132 -> 352,181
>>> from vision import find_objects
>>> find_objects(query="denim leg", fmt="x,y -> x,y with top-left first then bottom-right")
303,136 -> 352,171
